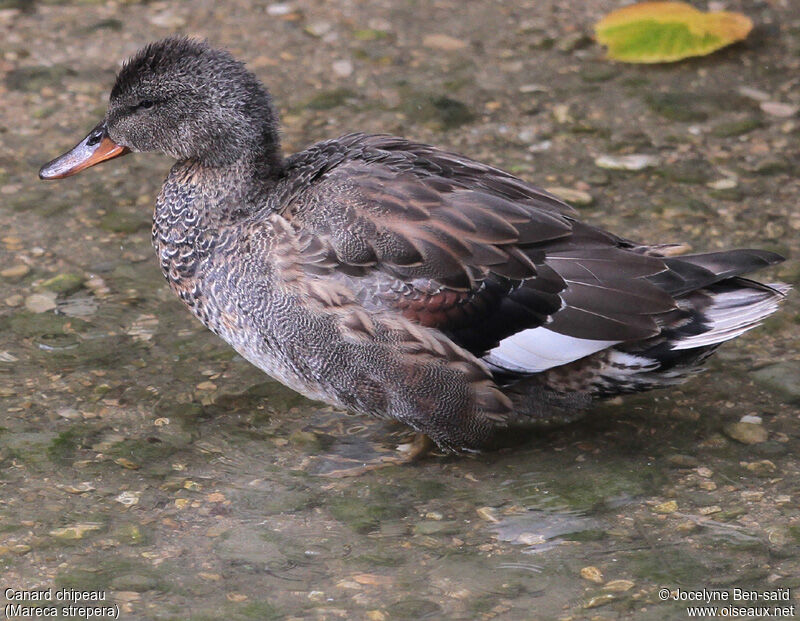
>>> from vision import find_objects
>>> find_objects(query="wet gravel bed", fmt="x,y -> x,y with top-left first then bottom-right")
1,1 -> 799,619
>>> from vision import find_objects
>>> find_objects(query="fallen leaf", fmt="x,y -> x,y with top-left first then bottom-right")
595,2 -> 752,63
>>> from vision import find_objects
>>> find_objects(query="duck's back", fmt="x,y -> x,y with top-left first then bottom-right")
274,132 -> 784,376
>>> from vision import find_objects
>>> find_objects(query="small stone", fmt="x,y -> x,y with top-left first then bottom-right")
584,594 -> 615,609
737,86 -> 770,102
519,84 -> 549,94
423,34 -> 467,51
304,21 -> 332,37
57,407 -> 81,420
352,573 -> 393,586
476,506 -> 500,522
740,414 -> 762,424
544,187 -> 593,207
11,544 -> 31,555
516,532 -> 546,545
696,467 -> 713,478
752,362 -> 800,404
6,294 -> 23,307
653,500 -> 678,514
699,505 -> 722,515
743,459 -> 776,475
724,422 -> 768,445
707,178 -> 737,190
527,140 -> 552,153
580,566 -> 604,584
332,59 -> 353,78
741,490 -> 764,502
604,579 -> 634,592
196,381 -> 217,391
266,3 -> 294,15
1,264 -> 30,281
50,523 -> 102,539
595,154 -> 659,171
760,102 -> 798,117
115,458 -> 141,470
41,272 -> 85,295
116,491 -> 141,506
25,292 -> 57,313
62,482 -> 95,494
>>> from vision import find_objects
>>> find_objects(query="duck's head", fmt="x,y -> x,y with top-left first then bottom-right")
40,37 -> 281,179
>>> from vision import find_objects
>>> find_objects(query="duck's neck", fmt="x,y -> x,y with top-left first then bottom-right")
152,131 -> 285,285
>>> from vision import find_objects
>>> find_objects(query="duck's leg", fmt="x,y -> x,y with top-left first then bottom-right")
319,433 -> 436,478
396,432 -> 435,461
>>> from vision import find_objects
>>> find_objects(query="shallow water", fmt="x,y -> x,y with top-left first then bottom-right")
1,1 -> 799,619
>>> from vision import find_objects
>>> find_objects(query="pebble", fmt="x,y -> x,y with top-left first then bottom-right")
423,34 -> 467,51
653,500 -> 678,514
41,272 -> 85,295
24,292 -> 57,313
57,407 -> 81,420
332,59 -> 353,78
760,101 -> 798,117
752,362 -> 800,403
518,83 -> 549,94
116,491 -> 141,506
699,506 -> 722,515
737,86 -> 770,102
527,140 -> 552,153
724,421 -> 768,444
595,154 -> 659,171
545,187 -> 593,207
707,177 -> 737,190
304,21 -> 332,37
580,566 -> 604,584
62,482 -> 95,494
6,294 -> 23,307
743,459 -> 777,475
266,3 -> 294,15
49,524 -> 102,539
1,264 -> 30,281
583,594 -> 615,609
604,580 -> 634,592
476,506 -> 500,522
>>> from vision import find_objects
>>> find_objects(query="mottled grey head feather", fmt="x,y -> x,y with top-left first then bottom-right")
106,36 -> 281,170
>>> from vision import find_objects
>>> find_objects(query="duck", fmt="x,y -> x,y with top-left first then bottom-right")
39,37 -> 788,453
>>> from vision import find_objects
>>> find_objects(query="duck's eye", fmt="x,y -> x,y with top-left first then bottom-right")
138,100 -> 155,110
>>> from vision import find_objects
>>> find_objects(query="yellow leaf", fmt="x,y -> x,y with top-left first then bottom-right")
595,2 -> 753,63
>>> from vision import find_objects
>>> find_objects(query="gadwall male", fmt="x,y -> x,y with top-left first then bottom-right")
40,37 -> 787,452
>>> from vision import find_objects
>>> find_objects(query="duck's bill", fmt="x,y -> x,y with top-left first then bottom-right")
39,121 -> 130,180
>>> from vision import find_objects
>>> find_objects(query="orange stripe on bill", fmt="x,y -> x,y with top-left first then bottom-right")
39,121 -> 130,180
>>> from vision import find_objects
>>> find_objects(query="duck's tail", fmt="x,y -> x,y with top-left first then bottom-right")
499,250 -> 788,426
582,277 -> 789,398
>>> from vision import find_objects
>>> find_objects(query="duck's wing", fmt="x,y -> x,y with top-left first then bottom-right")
276,134 -> 680,374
